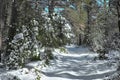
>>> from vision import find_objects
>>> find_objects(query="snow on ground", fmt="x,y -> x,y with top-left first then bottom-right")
40,45 -> 117,80
0,45 -> 118,80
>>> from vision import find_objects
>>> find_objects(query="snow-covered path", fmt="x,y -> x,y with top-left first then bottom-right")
0,45 -> 118,80
40,45 -> 117,80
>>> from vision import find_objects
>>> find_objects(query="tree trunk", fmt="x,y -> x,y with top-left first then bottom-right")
116,2 -> 120,32
48,0 -> 54,18
118,14 -> 120,32
0,0 -> 13,62
77,34 -> 81,45
84,9 -> 91,45
119,19 -> 120,32
0,0 -> 5,61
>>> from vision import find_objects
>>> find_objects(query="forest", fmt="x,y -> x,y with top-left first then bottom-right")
0,0 -> 120,80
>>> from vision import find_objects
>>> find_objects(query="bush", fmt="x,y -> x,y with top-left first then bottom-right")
1,74 -> 21,80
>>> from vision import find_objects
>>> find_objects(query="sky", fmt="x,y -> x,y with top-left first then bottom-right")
97,0 -> 109,6
44,0 -> 110,13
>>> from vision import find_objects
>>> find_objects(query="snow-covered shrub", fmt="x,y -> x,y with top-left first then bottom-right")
37,13 -> 72,48
2,1 -> 42,69
4,0 -> 73,68
36,13 -> 73,64
110,33 -> 120,51
105,72 -> 120,80
108,33 -> 120,70
90,25 -> 105,52
6,21 -> 40,69
88,22 -> 108,59
0,74 -> 21,80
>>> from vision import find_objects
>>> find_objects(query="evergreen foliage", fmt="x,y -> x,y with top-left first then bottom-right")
2,0 -> 72,69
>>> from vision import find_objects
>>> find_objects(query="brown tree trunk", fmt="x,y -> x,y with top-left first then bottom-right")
3,1 -> 17,60
48,0 -> 55,18
0,0 -> 5,61
116,1 -> 120,32
0,0 -> 13,62
84,9 -> 91,45
118,16 -> 120,32
118,14 -> 120,32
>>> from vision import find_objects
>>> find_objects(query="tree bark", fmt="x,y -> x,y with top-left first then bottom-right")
117,11 -> 120,32
0,0 -> 5,61
116,1 -> 120,32
0,0 -> 13,62
84,8 -> 91,45
48,0 -> 55,18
